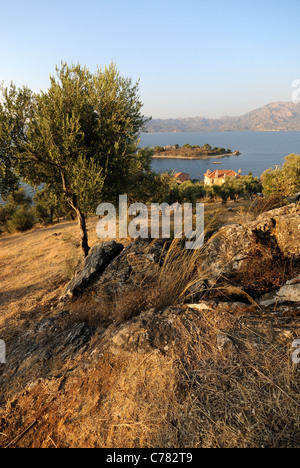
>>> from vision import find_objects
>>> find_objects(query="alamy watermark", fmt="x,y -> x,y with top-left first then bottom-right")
292,340 -> 300,365
292,79 -> 300,104
0,340 -> 6,364
96,195 -> 204,250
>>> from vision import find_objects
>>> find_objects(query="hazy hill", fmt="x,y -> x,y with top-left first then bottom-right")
146,102 -> 300,132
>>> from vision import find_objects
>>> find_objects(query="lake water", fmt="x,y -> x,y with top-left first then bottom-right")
1,131 -> 299,206
141,131 -> 300,179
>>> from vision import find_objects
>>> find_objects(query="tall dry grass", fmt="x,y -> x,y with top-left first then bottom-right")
152,239 -> 205,307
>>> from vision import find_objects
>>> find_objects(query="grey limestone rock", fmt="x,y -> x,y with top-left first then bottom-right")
60,241 -> 124,301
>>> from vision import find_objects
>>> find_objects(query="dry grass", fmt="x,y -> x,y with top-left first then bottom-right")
0,216 -> 132,340
171,308 -> 300,448
152,239 -> 205,307
1,306 -> 299,448
73,236 -> 210,328
1,203 -> 300,448
0,218 -> 88,340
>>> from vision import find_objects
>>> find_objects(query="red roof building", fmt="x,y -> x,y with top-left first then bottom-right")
174,172 -> 190,184
204,169 -> 242,186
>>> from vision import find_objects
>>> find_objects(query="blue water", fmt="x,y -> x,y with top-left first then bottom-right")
1,131 -> 299,206
140,131 -> 300,179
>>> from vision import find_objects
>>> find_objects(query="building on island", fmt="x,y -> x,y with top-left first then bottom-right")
204,169 -> 242,186
174,172 -> 190,184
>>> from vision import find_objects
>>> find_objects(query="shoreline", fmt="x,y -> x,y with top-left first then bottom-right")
152,151 -> 241,160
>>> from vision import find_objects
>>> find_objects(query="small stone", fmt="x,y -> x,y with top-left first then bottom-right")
217,332 -> 234,354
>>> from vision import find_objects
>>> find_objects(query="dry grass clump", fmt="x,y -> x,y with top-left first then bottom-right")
113,288 -> 161,324
171,308 -> 300,448
66,238 -> 207,328
152,239 -> 203,308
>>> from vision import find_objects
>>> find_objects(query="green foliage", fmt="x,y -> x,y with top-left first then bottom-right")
0,163 -> 19,197
0,204 -> 15,231
151,173 -> 180,204
211,184 -> 231,204
6,206 -> 36,233
282,154 -> 300,194
0,83 -> 33,197
204,185 -> 221,202
5,187 -> 32,207
153,146 -> 165,153
262,154 -> 300,197
204,174 -> 262,204
222,174 -> 262,201
0,188 -> 35,233
129,170 -> 180,205
202,144 -> 212,152
178,180 -> 206,204
261,169 -> 286,197
33,186 -> 68,224
131,175 -> 206,206
1,62 -> 150,255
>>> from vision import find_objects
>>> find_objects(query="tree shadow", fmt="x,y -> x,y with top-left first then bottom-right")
0,282 -> 46,308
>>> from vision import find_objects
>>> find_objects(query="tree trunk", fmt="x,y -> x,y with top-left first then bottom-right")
74,205 -> 90,258
60,171 -> 90,258
66,198 -> 91,258
50,207 -> 54,224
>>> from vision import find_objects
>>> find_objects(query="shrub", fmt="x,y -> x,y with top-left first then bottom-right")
0,205 -> 15,229
6,206 -> 36,233
34,203 -> 51,225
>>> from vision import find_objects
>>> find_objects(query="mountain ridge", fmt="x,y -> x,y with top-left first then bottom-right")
145,101 -> 300,132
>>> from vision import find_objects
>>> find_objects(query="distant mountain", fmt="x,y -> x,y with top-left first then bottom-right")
146,102 -> 300,132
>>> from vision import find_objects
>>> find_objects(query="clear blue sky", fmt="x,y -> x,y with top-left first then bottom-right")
1,0 -> 300,118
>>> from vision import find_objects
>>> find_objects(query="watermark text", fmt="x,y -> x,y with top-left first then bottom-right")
96,195 -> 204,250
0,340 -> 6,364
292,79 -> 300,104
292,340 -> 300,365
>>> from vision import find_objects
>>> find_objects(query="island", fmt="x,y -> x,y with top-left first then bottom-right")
152,144 -> 241,160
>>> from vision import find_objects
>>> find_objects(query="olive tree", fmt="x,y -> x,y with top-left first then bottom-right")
2,63 -> 149,257
0,84 -> 33,196
262,154 -> 300,197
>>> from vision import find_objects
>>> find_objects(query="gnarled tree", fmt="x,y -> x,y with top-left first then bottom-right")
1,63 -> 149,256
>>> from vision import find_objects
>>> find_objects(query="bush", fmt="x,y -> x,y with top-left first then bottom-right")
0,205 -> 15,228
6,206 -> 36,233
262,154 -> 300,197
34,203 -> 51,224
0,188 -> 36,234
178,181 -> 206,204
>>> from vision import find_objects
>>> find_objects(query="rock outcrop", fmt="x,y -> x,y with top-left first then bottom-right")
260,276 -> 300,307
60,241 -> 124,301
200,203 -> 300,281
1,202 -> 299,448
91,297 -> 299,358
0,309 -> 95,401
92,239 -> 169,297
58,203 -> 300,305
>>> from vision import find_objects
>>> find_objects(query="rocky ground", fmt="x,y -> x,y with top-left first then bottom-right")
0,203 -> 299,448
